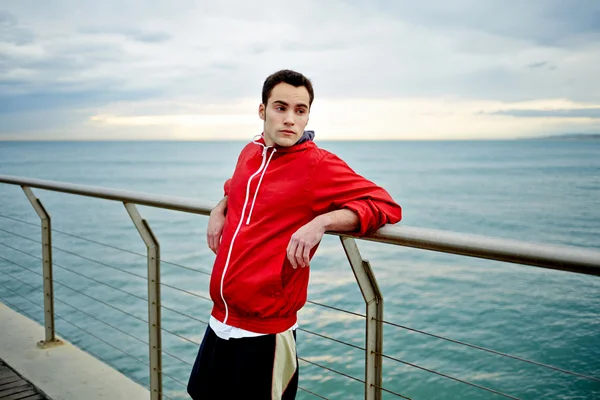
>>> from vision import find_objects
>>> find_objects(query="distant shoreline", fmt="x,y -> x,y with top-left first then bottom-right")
527,133 -> 600,140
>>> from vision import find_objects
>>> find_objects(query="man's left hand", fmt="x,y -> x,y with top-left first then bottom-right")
287,218 -> 326,268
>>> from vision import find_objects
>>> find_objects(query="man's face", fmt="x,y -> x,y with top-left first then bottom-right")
259,82 -> 310,147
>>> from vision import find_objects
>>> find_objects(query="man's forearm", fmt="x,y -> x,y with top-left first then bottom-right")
211,195 -> 228,216
287,209 -> 359,268
314,209 -> 359,232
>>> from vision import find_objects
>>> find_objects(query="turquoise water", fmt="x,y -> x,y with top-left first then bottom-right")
0,140 -> 599,399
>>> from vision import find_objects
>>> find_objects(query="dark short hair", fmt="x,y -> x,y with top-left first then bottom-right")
262,69 -> 314,106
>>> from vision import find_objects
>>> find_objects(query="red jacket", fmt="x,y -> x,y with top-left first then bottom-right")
209,135 -> 402,334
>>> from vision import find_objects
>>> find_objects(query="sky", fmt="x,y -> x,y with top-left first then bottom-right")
1,0 -> 600,140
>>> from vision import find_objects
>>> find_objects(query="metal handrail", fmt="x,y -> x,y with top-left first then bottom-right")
2,173 -> 600,400
6,233 -> 594,395
0,214 -> 212,275
1,174 -> 598,276
0,253 -> 202,353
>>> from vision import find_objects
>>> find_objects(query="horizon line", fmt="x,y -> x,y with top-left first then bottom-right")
2,135 -> 598,143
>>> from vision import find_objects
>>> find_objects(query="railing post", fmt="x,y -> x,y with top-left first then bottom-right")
340,237 -> 383,400
124,203 -> 162,400
22,186 -> 63,349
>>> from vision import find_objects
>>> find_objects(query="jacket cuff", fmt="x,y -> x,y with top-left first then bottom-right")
341,200 -> 373,236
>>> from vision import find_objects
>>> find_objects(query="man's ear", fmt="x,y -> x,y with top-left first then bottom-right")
258,103 -> 265,121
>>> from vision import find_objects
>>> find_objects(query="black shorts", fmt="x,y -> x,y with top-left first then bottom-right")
187,326 -> 299,400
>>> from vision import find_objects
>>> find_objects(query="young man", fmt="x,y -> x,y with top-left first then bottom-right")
187,70 -> 402,399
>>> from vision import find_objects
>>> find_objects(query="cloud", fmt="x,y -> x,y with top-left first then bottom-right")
0,10 -> 35,45
79,26 -> 171,43
364,0 -> 600,47
0,87 -> 161,114
491,108 -> 600,118
528,61 -> 547,68
1,0 -> 600,139
0,10 -> 16,26
72,97 -> 599,141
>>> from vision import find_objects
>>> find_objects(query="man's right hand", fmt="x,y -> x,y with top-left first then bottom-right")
207,196 -> 228,254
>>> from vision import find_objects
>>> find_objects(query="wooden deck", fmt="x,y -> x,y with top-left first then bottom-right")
0,359 -> 48,400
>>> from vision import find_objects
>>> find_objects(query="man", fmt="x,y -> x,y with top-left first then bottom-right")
187,69 -> 402,399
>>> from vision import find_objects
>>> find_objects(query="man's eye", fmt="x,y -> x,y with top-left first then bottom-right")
276,106 -> 285,111
297,109 -> 305,114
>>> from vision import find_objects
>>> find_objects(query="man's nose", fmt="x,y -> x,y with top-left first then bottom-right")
284,111 -> 295,125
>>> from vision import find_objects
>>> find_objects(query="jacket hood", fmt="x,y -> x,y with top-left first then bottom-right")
296,130 -> 315,145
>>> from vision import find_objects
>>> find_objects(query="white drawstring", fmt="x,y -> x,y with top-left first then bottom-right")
246,147 -> 276,225
219,142 -> 270,323
219,135 -> 276,323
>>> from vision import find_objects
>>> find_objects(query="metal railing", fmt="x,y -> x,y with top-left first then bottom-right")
0,174 -> 599,400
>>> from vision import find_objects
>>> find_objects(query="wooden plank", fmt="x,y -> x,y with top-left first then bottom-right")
0,381 -> 29,391
2,389 -> 38,400
0,386 -> 32,398
0,361 -> 47,400
0,376 -> 21,386
0,370 -> 16,380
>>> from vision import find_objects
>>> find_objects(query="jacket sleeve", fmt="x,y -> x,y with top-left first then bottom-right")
311,152 -> 402,236
223,143 -> 250,197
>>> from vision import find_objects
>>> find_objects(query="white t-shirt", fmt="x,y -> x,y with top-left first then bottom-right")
209,316 -> 298,340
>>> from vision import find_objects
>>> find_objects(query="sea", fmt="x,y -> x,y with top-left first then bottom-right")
0,139 -> 598,400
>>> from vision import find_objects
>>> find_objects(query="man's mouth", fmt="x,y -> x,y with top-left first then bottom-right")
280,130 -> 295,135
